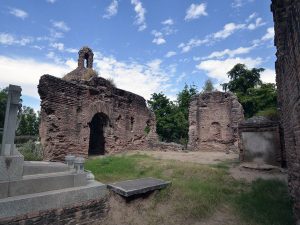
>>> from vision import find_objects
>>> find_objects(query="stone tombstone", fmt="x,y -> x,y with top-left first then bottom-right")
0,84 -> 24,181
1,85 -> 22,155
238,116 -> 282,166
188,91 -> 244,152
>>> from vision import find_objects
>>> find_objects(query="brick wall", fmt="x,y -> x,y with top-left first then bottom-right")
38,75 -> 158,161
0,198 -> 108,225
271,0 -> 300,222
188,92 -> 244,152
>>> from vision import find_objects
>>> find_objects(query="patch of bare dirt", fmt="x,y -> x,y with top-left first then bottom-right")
126,150 -> 238,165
229,162 -> 287,183
99,192 -> 245,225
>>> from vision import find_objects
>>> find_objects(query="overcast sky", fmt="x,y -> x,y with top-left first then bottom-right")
0,0 -> 275,111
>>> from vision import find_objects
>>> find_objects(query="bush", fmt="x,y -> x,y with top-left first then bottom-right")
18,140 -> 43,161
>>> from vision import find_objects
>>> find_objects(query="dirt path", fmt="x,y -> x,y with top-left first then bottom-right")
125,150 -> 239,164
124,150 -> 287,182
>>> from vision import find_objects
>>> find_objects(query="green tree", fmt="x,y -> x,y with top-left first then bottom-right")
17,106 -> 39,136
222,63 -> 263,93
147,93 -> 175,142
0,87 -> 8,128
148,84 -> 198,145
202,79 -> 214,92
222,64 -> 277,118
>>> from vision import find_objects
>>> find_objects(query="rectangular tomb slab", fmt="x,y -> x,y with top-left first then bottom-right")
107,177 -> 171,197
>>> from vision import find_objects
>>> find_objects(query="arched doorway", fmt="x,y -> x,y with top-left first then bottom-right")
88,113 -> 109,155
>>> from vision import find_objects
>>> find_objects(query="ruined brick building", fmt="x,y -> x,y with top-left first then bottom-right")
38,47 -> 157,161
271,0 -> 300,222
188,91 -> 244,152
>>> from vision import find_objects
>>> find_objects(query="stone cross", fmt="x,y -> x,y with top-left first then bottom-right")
1,85 -> 22,156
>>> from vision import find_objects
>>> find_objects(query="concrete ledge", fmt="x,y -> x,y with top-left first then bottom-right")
0,181 -> 107,219
0,171 -> 88,198
23,161 -> 69,175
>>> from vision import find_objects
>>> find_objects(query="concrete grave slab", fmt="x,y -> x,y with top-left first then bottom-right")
107,177 -> 171,197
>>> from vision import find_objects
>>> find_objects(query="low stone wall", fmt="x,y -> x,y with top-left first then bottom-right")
0,198 -> 108,225
147,141 -> 184,151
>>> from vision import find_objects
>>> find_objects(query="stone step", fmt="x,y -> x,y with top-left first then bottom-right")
0,171 -> 88,199
23,161 -> 69,175
0,181 -> 107,219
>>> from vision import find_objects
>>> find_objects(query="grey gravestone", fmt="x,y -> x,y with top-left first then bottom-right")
0,85 -> 24,181
107,177 -> 171,197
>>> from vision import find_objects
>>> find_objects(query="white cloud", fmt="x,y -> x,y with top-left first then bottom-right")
0,53 -> 172,102
185,3 -> 207,21
50,42 -> 64,51
261,68 -> 276,84
165,51 -> 177,58
0,55 -> 72,98
196,57 -> 263,83
232,0 -> 243,8
0,33 -> 32,46
66,48 -> 78,53
103,0 -> 118,19
179,22 -> 246,53
213,23 -> 245,39
247,18 -> 266,30
131,0 -> 147,31
178,38 -> 209,53
46,0 -> 57,3
152,30 -> 166,45
252,27 -> 274,45
94,56 -> 170,99
261,27 -> 274,41
179,16 -> 264,53
51,21 -> 70,32
203,46 -> 254,59
49,42 -> 77,53
246,12 -> 257,22
232,0 -> 254,8
162,19 -> 174,25
9,8 -> 28,20
176,72 -> 187,83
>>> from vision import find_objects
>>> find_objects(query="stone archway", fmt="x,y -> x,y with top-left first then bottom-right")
88,112 -> 109,155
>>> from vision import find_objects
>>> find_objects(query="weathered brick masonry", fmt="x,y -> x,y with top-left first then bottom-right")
188,91 -> 244,152
38,47 -> 158,161
271,0 -> 300,222
0,198 -> 108,225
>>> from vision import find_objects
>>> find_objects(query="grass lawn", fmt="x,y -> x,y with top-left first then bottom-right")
85,153 -> 294,225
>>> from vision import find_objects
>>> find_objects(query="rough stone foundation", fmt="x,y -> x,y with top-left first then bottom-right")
0,198 -> 108,225
271,0 -> 300,222
188,91 -> 244,152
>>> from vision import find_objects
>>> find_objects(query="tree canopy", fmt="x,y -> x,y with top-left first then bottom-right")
222,64 -> 277,118
148,84 -> 197,145
0,87 -> 39,136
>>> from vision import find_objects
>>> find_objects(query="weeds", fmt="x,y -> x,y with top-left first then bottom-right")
85,154 -> 294,225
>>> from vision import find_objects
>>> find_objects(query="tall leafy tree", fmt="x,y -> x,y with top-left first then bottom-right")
17,106 -> 40,136
222,63 -> 263,93
222,64 -> 277,118
0,88 -> 8,128
148,84 -> 197,145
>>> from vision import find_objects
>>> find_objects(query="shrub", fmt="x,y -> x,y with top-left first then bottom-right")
18,140 -> 43,161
